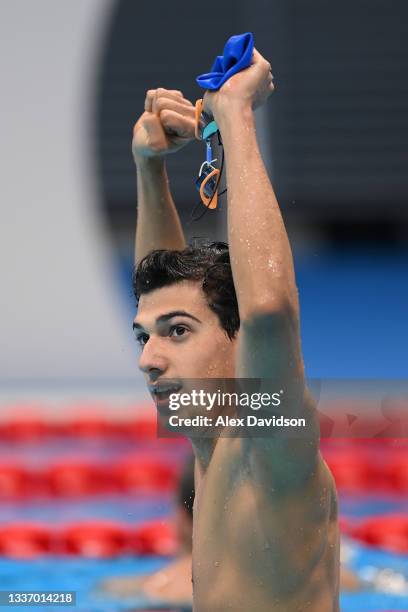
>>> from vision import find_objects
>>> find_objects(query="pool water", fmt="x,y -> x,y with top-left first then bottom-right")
0,541 -> 407,611
0,429 -> 407,611
0,494 -> 407,611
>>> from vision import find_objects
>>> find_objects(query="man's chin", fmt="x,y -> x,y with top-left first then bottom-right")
153,394 -> 183,422
156,409 -> 172,430
154,395 -> 171,413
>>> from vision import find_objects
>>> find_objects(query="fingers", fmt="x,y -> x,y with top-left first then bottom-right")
252,48 -> 273,76
142,88 -> 195,141
251,48 -> 264,64
144,88 -> 192,113
160,109 -> 196,139
144,90 -> 155,112
153,96 -> 195,119
139,112 -> 166,150
252,48 -> 270,66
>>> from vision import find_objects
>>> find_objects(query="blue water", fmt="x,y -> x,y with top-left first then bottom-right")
2,405 -> 408,610
0,494 -> 172,524
0,496 -> 407,611
0,546 -> 407,611
0,555 -> 170,611
341,542 -> 408,611
0,492 -> 406,525
0,438 -> 188,466
340,493 -> 408,519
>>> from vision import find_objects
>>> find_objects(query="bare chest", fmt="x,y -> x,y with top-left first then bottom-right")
191,450 -> 338,612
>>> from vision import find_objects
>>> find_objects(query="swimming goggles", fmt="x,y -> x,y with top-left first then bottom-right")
193,98 -> 224,213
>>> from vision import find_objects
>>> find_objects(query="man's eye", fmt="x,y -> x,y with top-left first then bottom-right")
136,333 -> 149,347
170,325 -> 188,339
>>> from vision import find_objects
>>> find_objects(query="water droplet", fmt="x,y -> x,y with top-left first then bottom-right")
214,561 -> 220,567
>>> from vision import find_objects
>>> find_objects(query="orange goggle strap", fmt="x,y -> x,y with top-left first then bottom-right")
195,99 -> 203,140
199,167 -> 220,209
195,99 -> 222,209
195,98 -> 219,140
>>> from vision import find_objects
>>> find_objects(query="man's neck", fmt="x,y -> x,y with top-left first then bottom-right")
190,436 -> 218,473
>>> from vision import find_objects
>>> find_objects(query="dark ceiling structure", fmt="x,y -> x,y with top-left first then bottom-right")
96,0 -> 408,246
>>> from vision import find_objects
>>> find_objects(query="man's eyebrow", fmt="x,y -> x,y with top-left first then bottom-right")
133,310 -> 202,331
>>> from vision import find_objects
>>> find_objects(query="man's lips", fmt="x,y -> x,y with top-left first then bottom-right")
148,383 -> 182,403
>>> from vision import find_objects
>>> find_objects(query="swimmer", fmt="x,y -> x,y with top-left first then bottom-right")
131,49 -> 340,611
100,456 -> 361,606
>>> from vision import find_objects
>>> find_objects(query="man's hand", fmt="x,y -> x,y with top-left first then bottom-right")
132,88 -> 195,162
203,49 -> 274,120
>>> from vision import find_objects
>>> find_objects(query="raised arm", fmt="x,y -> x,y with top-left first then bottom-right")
132,89 -> 196,265
203,51 -> 322,487
203,51 -> 302,384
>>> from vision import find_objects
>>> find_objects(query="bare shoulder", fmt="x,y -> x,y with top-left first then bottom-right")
246,444 -> 338,529
239,385 -> 339,563
229,439 -> 339,605
242,385 -> 321,490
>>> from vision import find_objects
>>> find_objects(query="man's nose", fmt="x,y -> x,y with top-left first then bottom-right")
138,336 -> 168,376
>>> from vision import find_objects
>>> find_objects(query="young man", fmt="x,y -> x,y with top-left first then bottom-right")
101,458 -> 363,605
132,49 -> 340,611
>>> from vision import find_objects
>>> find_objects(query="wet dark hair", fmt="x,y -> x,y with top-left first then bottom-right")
133,241 -> 240,339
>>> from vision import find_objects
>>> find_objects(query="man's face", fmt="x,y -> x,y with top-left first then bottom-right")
134,281 -> 237,421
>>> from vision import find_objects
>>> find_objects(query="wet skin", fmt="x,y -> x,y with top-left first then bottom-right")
134,282 -> 339,611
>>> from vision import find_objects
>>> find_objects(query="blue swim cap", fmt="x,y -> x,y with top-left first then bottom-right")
196,32 -> 254,91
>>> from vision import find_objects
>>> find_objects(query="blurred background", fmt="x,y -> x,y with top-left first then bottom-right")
0,0 -> 407,610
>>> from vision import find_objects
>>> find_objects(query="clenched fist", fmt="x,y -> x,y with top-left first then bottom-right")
132,88 -> 196,161
203,49 -> 274,120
